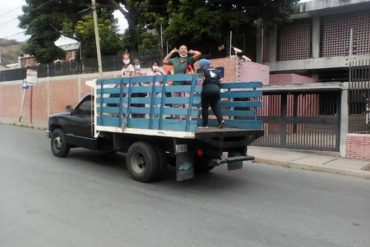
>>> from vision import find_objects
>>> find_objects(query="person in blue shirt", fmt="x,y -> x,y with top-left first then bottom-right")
198,59 -> 224,128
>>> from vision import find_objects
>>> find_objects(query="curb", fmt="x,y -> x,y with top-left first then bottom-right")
254,158 -> 370,180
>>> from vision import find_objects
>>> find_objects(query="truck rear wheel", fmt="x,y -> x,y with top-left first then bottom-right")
51,129 -> 70,157
126,142 -> 159,182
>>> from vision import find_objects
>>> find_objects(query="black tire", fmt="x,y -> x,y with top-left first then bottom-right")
153,145 -> 167,179
126,142 -> 159,182
194,157 -> 215,173
51,129 -> 70,157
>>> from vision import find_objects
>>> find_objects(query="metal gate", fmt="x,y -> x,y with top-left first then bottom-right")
349,58 -> 370,134
253,87 -> 341,151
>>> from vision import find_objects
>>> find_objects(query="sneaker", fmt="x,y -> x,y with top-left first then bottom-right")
219,120 -> 225,129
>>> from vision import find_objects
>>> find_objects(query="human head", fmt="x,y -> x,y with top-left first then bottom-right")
152,61 -> 160,71
199,59 -> 210,69
133,59 -> 141,70
178,45 -> 188,58
122,52 -> 131,65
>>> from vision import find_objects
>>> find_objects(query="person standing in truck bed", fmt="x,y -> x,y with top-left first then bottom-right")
198,59 -> 224,129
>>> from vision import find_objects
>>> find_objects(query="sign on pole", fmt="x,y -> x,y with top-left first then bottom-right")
19,68 -> 38,122
26,69 -> 38,85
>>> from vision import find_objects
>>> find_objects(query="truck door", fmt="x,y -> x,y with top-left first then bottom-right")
63,95 -> 95,146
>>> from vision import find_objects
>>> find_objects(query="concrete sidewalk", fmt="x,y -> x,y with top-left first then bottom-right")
248,146 -> 370,180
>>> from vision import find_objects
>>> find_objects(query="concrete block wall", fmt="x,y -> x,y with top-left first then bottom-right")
346,134 -> 370,160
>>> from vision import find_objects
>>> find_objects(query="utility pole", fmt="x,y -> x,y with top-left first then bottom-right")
92,0 -> 103,78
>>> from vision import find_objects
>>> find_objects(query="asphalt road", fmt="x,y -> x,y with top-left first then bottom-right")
1,124 -> 369,247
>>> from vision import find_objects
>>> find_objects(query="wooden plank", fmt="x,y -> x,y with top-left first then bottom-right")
97,116 -> 198,131
97,107 -> 199,116
98,77 -> 130,85
95,125 -> 196,139
220,110 -> 256,117
220,91 -> 262,98
207,119 -> 263,129
97,96 -> 202,106
221,82 -> 263,89
220,101 -> 262,108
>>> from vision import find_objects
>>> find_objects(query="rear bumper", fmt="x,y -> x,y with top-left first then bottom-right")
209,155 -> 254,166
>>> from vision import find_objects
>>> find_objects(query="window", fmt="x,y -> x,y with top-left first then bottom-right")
74,97 -> 93,116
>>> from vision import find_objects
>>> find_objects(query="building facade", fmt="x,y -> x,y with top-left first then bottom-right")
257,0 -> 370,82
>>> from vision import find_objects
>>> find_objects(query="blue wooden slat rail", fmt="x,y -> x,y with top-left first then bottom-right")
95,74 -> 263,133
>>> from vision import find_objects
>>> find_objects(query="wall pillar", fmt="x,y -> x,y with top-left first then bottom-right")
340,82 -> 349,157
256,27 -> 264,63
268,27 -> 277,62
312,15 -> 321,58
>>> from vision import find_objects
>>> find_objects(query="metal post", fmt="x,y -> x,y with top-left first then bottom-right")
348,28 -> 353,82
280,93 -> 288,146
160,23 -> 164,57
92,0 -> 103,78
229,31 -> 232,57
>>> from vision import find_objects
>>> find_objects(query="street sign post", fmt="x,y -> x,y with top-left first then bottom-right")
19,69 -> 38,122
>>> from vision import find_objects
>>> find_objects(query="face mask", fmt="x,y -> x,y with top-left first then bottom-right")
179,53 -> 188,58
152,66 -> 159,71
134,65 -> 141,70
123,59 -> 130,65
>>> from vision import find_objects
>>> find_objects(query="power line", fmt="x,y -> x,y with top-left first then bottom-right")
0,0 -> 56,39
0,6 -> 22,18
0,16 -> 20,26
0,31 -> 27,40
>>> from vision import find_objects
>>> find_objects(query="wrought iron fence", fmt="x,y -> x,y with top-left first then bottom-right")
348,59 -> 370,134
254,90 -> 341,151
0,50 -> 162,82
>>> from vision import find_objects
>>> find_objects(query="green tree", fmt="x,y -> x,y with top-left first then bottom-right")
19,0 -> 298,62
74,10 -> 122,59
19,0 -> 122,63
162,0 -> 298,56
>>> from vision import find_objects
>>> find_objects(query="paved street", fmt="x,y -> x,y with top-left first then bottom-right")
0,124 -> 369,247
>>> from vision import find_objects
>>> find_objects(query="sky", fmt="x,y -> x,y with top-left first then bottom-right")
0,0 -> 128,42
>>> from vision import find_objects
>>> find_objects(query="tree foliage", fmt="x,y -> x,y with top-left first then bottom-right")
19,0 -> 298,63
19,0 -> 122,63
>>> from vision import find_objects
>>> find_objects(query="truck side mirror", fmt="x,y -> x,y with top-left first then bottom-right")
65,105 -> 73,113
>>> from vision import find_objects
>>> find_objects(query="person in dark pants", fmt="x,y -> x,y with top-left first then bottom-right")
198,59 -> 224,128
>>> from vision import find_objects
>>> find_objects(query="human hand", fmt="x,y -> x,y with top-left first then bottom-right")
171,48 -> 178,54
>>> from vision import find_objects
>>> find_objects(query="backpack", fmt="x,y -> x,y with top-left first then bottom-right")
202,68 -> 221,86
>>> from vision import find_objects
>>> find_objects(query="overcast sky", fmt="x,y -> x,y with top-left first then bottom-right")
0,0 -> 128,42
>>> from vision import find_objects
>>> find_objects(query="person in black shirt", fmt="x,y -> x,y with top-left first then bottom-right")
198,59 -> 224,128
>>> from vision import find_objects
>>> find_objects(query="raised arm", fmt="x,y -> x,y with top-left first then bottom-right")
189,49 -> 202,61
163,48 -> 178,64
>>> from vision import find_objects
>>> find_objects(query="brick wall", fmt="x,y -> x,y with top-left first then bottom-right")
237,60 -> 270,85
346,134 -> 370,160
270,73 -> 315,85
0,58 -> 270,128
0,74 -> 105,128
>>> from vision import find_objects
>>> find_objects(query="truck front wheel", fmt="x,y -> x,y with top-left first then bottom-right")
51,129 -> 70,157
126,142 -> 159,182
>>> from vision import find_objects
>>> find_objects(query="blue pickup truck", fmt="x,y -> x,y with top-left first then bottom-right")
47,74 -> 263,182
